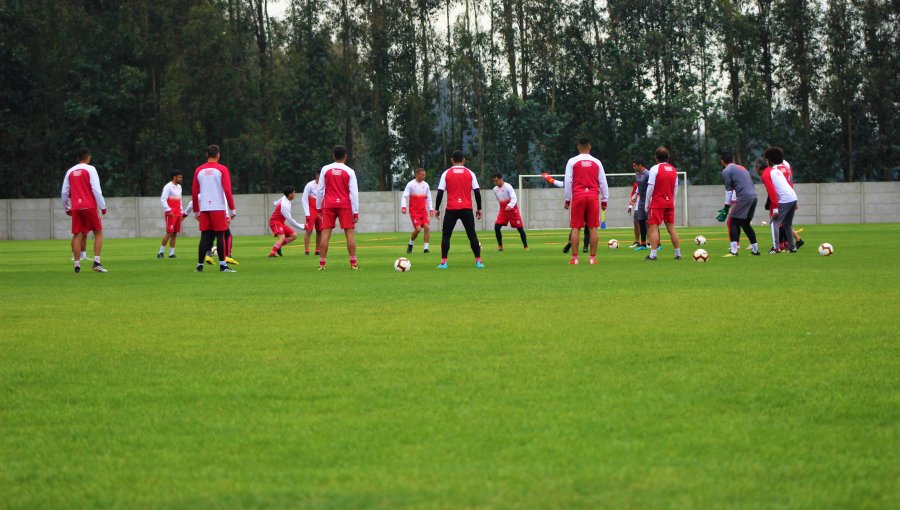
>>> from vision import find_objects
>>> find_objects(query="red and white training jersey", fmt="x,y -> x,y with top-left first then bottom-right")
301,180 -> 318,217
438,166 -> 480,210
401,179 -> 434,212
492,182 -> 518,209
316,163 -> 359,212
192,162 -> 235,213
564,154 -> 609,202
160,182 -> 182,213
270,196 -> 305,230
761,164 -> 797,208
61,163 -> 105,211
645,163 -> 679,210
782,160 -> 794,185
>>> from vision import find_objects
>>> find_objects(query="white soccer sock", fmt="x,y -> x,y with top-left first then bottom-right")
424,242 -> 429,249
93,256 -> 101,264
169,247 -> 175,255
650,249 -> 657,258
674,248 -> 681,257
730,241 -> 738,253
80,251 -> 87,259
408,240 -> 414,246
751,243 -> 759,252
159,245 -> 165,254
219,260 -> 227,266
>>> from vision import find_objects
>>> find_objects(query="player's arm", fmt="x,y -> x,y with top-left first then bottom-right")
426,187 -> 434,216
349,170 -> 360,222
471,171 -> 482,219
315,170 -> 326,211
563,160 -> 574,204
183,200 -> 192,217
761,171 -> 778,212
598,162 -> 609,209
161,184 -> 172,215
301,184 -> 311,218
400,182 -> 411,213
60,171 -> 71,213
89,167 -> 107,214
434,171 -> 447,217
191,169 -> 201,214
645,166 -> 657,211
507,184 -> 518,209
221,168 -> 236,217
282,199 -> 305,230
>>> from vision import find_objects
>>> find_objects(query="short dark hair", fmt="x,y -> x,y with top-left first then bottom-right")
720,150 -> 734,164
207,144 -> 220,158
451,150 -> 465,163
754,157 -> 768,171
578,138 -> 590,147
764,146 -> 784,164
655,146 -> 670,162
315,168 -> 321,175
632,157 -> 646,167
76,148 -> 91,161
415,167 -> 426,174
333,145 -> 347,161
491,173 -> 503,180
283,185 -> 295,196
171,170 -> 183,179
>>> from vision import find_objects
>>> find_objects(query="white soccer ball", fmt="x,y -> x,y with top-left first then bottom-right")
818,243 -> 834,256
694,235 -> 707,245
394,257 -> 412,272
607,239 -> 619,249
693,249 -> 709,262
761,220 -> 767,226
210,246 -> 217,256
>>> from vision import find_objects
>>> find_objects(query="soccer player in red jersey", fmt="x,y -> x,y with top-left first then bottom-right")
301,170 -> 322,256
61,148 -> 108,273
158,171 -> 184,259
563,138 -> 609,265
315,145 -> 360,270
401,168 -> 434,254
643,146 -> 682,261
491,173 -> 527,251
434,150 -> 484,269
268,186 -> 306,257
191,144 -> 236,273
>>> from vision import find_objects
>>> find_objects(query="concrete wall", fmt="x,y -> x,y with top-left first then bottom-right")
2,182 -> 899,240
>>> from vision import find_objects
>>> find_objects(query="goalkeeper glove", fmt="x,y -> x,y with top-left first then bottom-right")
716,206 -> 730,222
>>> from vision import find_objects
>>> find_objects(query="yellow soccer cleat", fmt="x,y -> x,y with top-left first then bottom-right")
225,256 -> 239,265
204,255 -> 215,265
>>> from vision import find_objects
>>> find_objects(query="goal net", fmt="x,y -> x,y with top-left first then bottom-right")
516,173 -> 689,229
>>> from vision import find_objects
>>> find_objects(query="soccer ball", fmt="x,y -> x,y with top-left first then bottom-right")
607,239 -> 619,249
210,246 -> 217,256
761,220 -> 767,226
818,243 -> 834,256
394,257 -> 412,272
692,249 -> 709,262
694,235 -> 707,245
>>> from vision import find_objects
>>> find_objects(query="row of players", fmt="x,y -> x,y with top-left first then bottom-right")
60,140 -> 801,272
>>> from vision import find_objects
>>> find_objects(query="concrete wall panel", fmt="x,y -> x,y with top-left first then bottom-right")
0,200 -> 9,240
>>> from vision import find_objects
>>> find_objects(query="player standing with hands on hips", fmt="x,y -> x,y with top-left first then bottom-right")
435,150 -> 484,269
61,148 -> 108,273
192,144 -> 236,273
563,138 -> 609,265
315,145 -> 360,271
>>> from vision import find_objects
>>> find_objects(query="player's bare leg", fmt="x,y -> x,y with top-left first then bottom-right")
408,225 -> 421,253
304,230 -> 312,254
645,224 -> 660,261
345,228 -> 358,268
422,224 -> 430,253
665,222 -> 682,259
569,228 -> 581,264
91,230 -> 107,272
270,233 -> 286,257
589,227 -> 599,264
318,229 -> 332,269
314,230 -> 320,255
72,233 -> 85,272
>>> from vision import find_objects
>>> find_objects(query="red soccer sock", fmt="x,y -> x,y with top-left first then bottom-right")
440,258 -> 448,264
476,257 -> 482,263
319,257 -> 326,267
349,256 -> 357,265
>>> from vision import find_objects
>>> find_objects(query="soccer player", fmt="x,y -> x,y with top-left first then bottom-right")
491,173 -> 527,251
643,146 -> 682,261
563,138 -> 608,265
315,145 -> 360,270
182,197 -> 237,265
158,171 -> 184,258
301,170 -> 322,256
61,147 -> 108,273
191,144 -> 236,272
434,150 -> 483,269
780,159 -> 805,249
719,151 -> 760,256
759,146 -> 798,253
401,168 -> 434,254
628,158 -> 650,250
542,172 -> 589,253
268,186 -> 306,257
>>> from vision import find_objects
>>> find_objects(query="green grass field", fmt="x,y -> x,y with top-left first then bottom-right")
1,224 -> 898,509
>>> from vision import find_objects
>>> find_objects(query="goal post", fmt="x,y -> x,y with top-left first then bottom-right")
517,172 -> 689,228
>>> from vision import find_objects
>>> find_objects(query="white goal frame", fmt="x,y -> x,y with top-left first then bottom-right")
517,172 -> 689,228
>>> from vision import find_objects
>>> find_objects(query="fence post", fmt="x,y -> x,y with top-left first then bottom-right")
815,184 -> 821,224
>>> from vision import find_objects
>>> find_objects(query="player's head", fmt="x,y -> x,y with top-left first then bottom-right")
764,146 -> 784,165
207,144 -> 220,161
631,157 -> 646,172
491,173 -> 504,186
577,138 -> 591,154
76,147 -> 91,164
451,150 -> 465,165
720,150 -> 734,166
283,185 -> 296,200
333,145 -> 348,163
171,170 -> 183,184
754,157 -> 768,176
655,146 -> 669,163
415,168 -> 426,182
314,168 -> 321,182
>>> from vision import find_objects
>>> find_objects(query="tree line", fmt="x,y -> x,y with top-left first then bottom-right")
1,0 -> 897,199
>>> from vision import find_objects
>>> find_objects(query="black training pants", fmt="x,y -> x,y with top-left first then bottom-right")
441,209 -> 481,259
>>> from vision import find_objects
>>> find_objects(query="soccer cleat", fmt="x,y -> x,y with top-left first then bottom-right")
582,245 -> 589,253
723,252 -> 739,257
589,257 -> 597,265
436,263 -> 448,269
168,254 -> 176,259
92,264 -> 108,273
475,261 -> 484,269
568,258 -> 579,265
157,252 -> 164,258
314,250 -> 320,255
406,244 -> 413,254
523,247 -> 529,251
788,248 -> 797,253
562,242 -> 571,254
636,245 -> 648,251
643,255 -> 657,261
317,266 -> 326,271
796,239 -> 805,249
196,264 -> 204,272
656,245 -> 663,251
424,248 -> 429,254
74,266 -> 81,274
350,264 -> 360,270
674,255 -> 682,260
204,255 -> 215,265
220,266 -> 236,272
225,256 -> 238,264
750,250 -> 761,256
768,248 -> 781,255
629,242 -> 641,248
305,250 -> 310,255
268,251 -> 277,257
497,246 -> 504,252
277,248 -> 283,257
